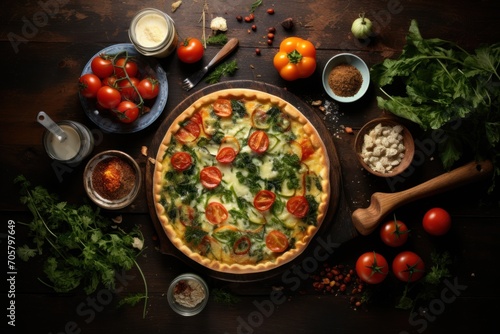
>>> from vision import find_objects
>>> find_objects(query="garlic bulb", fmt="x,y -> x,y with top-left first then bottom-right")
351,13 -> 373,39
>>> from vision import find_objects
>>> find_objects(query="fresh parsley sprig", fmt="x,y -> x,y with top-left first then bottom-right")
205,60 -> 238,84
14,175 -> 149,318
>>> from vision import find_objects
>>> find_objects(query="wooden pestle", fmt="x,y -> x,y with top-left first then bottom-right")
351,160 -> 494,236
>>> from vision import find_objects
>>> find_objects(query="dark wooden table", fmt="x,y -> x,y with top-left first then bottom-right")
2,1 -> 499,333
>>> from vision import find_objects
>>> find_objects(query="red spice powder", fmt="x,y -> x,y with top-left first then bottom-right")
92,157 -> 136,200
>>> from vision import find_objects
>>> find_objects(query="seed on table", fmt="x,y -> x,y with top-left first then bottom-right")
255,48 -> 261,55
268,27 -> 276,33
267,33 -> 275,40
251,24 -> 257,31
245,16 -> 251,22
267,39 -> 273,45
236,15 -> 243,22
267,8 -> 275,15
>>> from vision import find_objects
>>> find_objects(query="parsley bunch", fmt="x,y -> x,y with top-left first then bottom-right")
14,175 -> 148,318
371,20 -> 500,189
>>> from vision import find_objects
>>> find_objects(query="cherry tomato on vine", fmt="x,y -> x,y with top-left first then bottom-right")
114,101 -> 139,123
91,55 -> 114,79
79,73 -> 102,98
422,208 -> 452,236
114,58 -> 138,78
96,85 -> 121,109
355,251 -> 389,284
380,217 -> 409,247
392,251 -> 425,282
102,75 -> 118,87
118,77 -> 140,101
137,78 -> 160,99
266,230 -> 289,253
177,37 -> 204,63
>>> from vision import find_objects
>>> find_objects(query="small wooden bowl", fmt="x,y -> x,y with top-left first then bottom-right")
354,118 -> 415,177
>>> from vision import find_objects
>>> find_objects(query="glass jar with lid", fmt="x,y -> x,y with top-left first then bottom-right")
129,8 -> 178,58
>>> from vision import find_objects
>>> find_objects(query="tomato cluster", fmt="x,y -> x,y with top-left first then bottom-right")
356,208 -> 452,285
78,53 -> 160,124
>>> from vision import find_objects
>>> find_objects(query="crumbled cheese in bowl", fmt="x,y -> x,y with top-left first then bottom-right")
361,123 -> 406,173
173,279 -> 206,308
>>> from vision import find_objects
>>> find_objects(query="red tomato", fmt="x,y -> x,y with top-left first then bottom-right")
216,147 -> 237,164
392,251 -> 425,282
102,76 -> 118,87
177,37 -> 204,63
253,190 -> 276,211
96,85 -> 121,109
380,218 -> 409,247
178,204 -> 195,226
91,55 -> 114,78
79,73 -> 102,98
137,77 -> 160,99
114,58 -> 138,78
171,152 -> 192,172
205,202 -> 229,225
118,77 -> 140,101
355,252 -> 389,284
175,120 -> 201,143
114,101 -> 139,123
265,230 -> 289,253
422,208 -> 452,236
233,236 -> 251,255
200,166 -> 222,189
248,130 -> 270,153
286,195 -> 309,218
213,99 -> 233,117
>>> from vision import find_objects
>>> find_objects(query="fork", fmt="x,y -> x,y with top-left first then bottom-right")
181,38 -> 239,91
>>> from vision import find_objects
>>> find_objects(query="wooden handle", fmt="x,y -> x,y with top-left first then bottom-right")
352,160 -> 493,236
207,38 -> 239,68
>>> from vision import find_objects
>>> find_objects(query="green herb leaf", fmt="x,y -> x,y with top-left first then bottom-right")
205,60 -> 238,84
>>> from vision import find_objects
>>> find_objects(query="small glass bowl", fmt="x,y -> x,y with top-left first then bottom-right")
167,273 -> 209,316
83,150 -> 141,210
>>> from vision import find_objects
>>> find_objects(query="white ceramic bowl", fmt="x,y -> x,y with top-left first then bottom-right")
322,53 -> 370,103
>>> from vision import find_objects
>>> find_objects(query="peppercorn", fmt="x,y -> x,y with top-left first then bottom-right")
255,48 -> 261,55
266,8 -> 275,15
268,27 -> 276,34
236,15 -> 243,22
251,24 -> 257,31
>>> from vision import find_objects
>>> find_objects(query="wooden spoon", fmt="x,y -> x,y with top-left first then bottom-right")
352,160 -> 494,236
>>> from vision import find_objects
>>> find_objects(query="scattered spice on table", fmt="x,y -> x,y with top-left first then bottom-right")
328,63 -> 363,97
92,157 -> 136,200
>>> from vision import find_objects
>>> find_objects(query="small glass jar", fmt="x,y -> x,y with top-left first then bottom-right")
43,120 -> 94,165
129,8 -> 178,58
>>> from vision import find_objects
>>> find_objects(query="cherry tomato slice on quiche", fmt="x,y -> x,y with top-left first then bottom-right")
253,190 -> 276,211
233,236 -> 251,255
171,152 -> 192,172
265,230 -> 289,253
216,147 -> 237,164
200,166 -> 222,189
205,202 -> 229,225
175,120 -> 201,143
248,130 -> 270,153
213,98 -> 233,117
286,195 -> 309,218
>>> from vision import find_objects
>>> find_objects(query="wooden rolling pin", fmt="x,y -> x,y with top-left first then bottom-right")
352,160 -> 494,236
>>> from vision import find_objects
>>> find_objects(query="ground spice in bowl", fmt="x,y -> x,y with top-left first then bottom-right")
92,157 -> 136,200
328,63 -> 363,97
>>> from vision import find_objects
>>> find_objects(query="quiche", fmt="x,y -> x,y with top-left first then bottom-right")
153,89 -> 330,274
